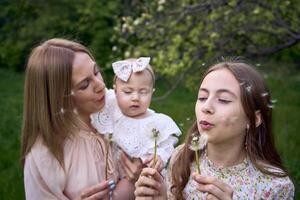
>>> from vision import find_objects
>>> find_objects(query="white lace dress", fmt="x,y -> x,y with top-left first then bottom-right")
90,89 -> 181,164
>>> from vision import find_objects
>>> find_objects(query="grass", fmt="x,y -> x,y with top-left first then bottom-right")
0,64 -> 299,199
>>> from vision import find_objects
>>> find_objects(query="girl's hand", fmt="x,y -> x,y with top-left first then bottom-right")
144,155 -> 164,172
134,168 -> 167,200
192,173 -> 233,200
75,180 -> 111,200
120,152 -> 143,183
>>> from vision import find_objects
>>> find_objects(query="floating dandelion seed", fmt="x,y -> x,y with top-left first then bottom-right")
60,108 -> 65,114
73,108 -> 78,114
179,123 -> 184,127
270,99 -> 277,104
186,117 -> 191,121
239,82 -> 245,86
202,63 -> 206,66
261,92 -> 269,97
245,85 -> 252,92
267,104 -> 274,109
189,133 -> 208,174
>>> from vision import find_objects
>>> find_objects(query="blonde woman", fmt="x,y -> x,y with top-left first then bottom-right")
21,38 -> 142,200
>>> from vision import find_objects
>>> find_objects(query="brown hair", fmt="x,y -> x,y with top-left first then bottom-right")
113,58 -> 155,87
171,60 -> 288,199
21,38 -> 95,167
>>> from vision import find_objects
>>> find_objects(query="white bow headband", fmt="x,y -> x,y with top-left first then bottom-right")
112,57 -> 151,82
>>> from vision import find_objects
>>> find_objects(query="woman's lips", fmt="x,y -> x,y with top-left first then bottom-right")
199,120 -> 214,130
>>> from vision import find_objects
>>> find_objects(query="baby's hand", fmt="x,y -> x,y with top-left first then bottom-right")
144,155 -> 164,172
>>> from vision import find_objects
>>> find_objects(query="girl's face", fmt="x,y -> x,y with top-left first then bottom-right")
195,68 -> 248,146
72,52 -> 106,123
115,70 -> 153,118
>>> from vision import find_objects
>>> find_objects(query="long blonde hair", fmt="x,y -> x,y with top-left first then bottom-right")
21,38 -> 95,167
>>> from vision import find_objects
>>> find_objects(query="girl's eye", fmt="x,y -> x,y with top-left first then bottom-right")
218,99 -> 232,104
124,91 -> 132,94
198,97 -> 207,102
79,80 -> 90,90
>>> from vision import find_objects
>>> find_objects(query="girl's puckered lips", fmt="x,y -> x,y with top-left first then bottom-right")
199,120 -> 214,130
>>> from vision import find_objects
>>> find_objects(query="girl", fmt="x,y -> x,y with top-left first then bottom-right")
21,38 -> 142,200
134,60 -> 294,199
91,57 -> 181,171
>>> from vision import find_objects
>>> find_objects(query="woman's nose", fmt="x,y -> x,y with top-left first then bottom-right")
94,77 -> 105,93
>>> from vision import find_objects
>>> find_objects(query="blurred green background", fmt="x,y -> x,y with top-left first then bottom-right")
0,0 -> 299,199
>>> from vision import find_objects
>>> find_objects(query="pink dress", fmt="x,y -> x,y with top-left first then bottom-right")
24,130 -> 120,200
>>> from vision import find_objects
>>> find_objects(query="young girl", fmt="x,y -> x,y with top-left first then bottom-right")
91,57 -> 181,170
134,60 -> 295,199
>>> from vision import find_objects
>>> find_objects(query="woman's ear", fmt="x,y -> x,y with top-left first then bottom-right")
255,110 -> 262,127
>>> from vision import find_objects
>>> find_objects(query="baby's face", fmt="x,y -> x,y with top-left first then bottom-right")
115,70 -> 154,118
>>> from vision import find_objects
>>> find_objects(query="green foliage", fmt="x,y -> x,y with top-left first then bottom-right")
114,0 -> 300,87
0,0 -> 119,71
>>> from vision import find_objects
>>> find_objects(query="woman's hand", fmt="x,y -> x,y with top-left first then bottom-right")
143,155 -> 164,172
192,173 -> 233,200
120,152 -> 143,183
76,180 -> 111,200
134,168 -> 167,200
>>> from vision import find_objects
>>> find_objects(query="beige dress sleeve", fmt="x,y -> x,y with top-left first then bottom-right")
24,131 -> 120,200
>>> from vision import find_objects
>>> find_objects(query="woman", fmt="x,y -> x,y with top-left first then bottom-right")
135,60 -> 294,199
21,38 -> 142,199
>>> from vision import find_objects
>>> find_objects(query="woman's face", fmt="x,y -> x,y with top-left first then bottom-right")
195,68 -> 248,146
72,52 -> 105,123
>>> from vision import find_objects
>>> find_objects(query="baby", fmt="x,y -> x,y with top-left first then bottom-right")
91,57 -> 181,170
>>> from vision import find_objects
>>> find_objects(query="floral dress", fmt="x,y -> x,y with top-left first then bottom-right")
167,145 -> 294,200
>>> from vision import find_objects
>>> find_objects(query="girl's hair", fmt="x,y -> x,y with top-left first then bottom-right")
21,38 -> 95,168
171,59 -> 288,199
113,58 -> 155,87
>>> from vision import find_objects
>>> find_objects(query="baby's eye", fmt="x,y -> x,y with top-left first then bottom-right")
123,90 -> 132,94
140,89 -> 150,94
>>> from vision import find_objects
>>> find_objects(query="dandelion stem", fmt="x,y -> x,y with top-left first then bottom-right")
153,138 -> 157,167
105,142 -> 109,180
195,149 -> 200,174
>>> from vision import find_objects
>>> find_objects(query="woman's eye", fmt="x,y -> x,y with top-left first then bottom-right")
124,91 -> 131,94
79,80 -> 89,90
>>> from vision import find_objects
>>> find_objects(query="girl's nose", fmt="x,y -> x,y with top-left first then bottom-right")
201,100 -> 214,114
